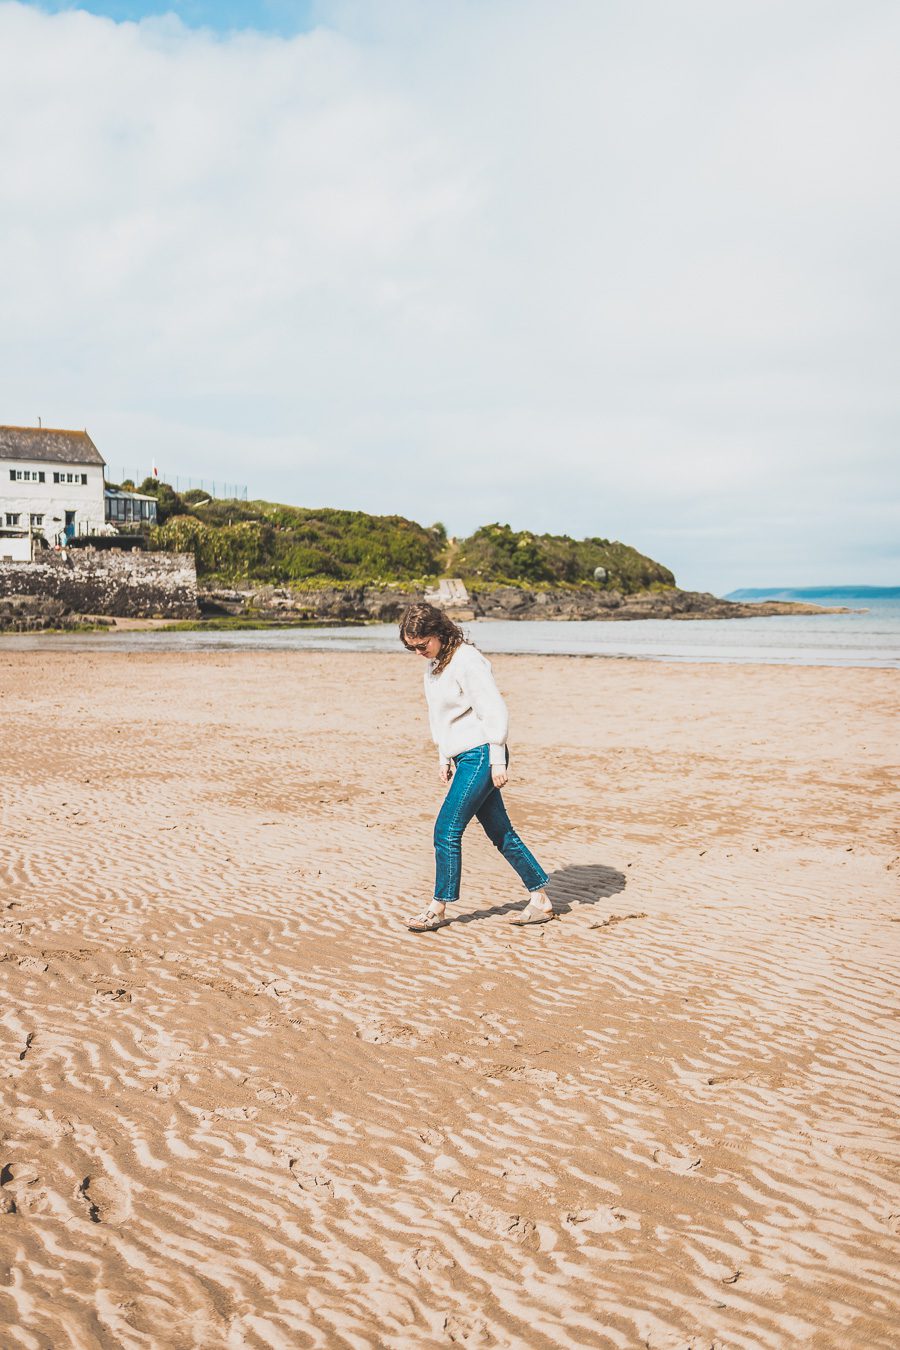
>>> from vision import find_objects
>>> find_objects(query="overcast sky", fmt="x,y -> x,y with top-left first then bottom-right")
2,1 -> 897,592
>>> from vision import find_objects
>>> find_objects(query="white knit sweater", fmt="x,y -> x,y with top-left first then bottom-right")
424,643 -> 509,769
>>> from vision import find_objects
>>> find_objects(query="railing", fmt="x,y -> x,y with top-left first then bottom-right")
113,471 -> 248,501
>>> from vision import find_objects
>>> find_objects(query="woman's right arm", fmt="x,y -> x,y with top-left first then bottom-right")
426,671 -> 452,782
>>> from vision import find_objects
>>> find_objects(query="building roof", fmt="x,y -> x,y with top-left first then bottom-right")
105,488 -> 157,502
0,426 -> 105,467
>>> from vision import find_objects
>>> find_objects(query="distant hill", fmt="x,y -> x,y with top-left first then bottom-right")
726,586 -> 899,602
125,480 -> 675,592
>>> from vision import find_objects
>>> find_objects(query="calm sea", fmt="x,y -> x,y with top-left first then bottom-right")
3,587 -> 898,668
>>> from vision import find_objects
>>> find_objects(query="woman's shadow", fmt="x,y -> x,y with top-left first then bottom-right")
459,862 -> 627,924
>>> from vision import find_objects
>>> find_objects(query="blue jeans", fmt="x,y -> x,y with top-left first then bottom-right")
433,744 -> 550,902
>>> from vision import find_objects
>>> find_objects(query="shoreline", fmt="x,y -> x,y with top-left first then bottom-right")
1,609 -> 896,669
1,637 -> 895,669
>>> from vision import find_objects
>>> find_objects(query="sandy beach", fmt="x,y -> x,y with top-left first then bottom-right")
0,649 -> 897,1349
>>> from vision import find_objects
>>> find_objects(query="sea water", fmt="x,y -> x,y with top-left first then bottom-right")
4,588 -> 899,668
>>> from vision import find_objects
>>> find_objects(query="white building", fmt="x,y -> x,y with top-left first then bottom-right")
0,425 -> 110,559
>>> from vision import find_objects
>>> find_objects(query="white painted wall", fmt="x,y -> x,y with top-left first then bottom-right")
1,460 -> 108,542
0,535 -> 31,562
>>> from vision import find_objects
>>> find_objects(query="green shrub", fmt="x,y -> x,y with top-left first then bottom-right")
148,499 -> 443,583
454,524 -> 674,593
136,477 -> 187,525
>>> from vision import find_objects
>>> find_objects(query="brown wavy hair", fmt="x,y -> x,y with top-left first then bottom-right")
399,602 -> 469,675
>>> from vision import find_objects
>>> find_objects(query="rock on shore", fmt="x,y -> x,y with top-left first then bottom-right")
0,596 -> 114,632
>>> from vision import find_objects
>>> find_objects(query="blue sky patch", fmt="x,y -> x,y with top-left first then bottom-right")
23,1 -> 320,36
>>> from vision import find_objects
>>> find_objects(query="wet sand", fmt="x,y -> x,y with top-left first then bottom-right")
0,651 -> 898,1348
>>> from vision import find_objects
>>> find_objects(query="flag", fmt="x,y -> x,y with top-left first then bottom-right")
152,460 -> 158,479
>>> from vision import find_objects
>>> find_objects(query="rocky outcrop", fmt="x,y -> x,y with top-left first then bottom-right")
198,583 -> 847,624
469,587 -> 848,620
199,584 -> 412,623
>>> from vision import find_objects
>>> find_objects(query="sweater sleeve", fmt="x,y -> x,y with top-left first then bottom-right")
460,649 -> 509,767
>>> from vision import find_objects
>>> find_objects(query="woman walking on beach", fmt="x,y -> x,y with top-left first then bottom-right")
400,602 -> 555,932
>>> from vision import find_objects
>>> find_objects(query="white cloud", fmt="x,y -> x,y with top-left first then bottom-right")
0,0 -> 897,590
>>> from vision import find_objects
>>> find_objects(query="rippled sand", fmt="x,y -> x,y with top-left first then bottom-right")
0,651 -> 897,1348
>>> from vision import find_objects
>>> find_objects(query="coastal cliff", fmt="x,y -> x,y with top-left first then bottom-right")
0,490 -> 847,630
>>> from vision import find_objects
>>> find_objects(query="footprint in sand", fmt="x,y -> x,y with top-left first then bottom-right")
564,1206 -> 640,1238
255,1084 -> 295,1108
211,1106 -> 259,1121
487,1063 -> 559,1087
96,988 -> 132,1003
288,1158 -> 334,1199
627,1076 -> 670,1101
496,1154 -> 558,1190
706,1070 -> 789,1089
401,1245 -> 456,1274
652,1146 -> 702,1174
443,1314 -> 495,1345
588,911 -> 647,931
450,1190 -> 538,1247
355,1019 -> 420,1047
79,1173 -> 132,1225
1,1161 -> 58,1217
149,1079 -> 179,1098
0,1161 -> 37,1214
257,977 -> 294,999
12,1107 -> 74,1142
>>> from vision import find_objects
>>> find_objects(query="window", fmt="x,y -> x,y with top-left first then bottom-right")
9,469 -> 45,482
30,514 -> 43,526
52,471 -> 88,485
5,514 -> 21,527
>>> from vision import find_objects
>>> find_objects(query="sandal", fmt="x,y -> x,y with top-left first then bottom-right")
407,904 -> 449,933
509,899 -> 556,926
